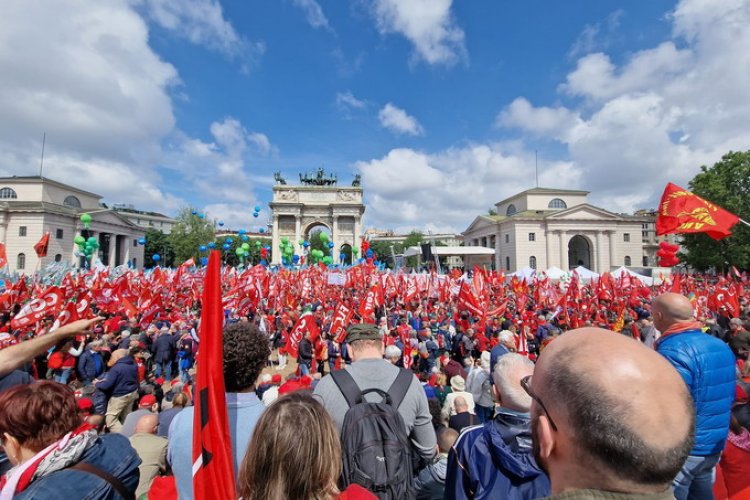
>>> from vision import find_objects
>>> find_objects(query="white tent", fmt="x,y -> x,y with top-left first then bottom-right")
542,266 -> 568,280
611,266 -> 653,286
509,266 -> 537,280
402,246 -> 495,258
573,265 -> 599,281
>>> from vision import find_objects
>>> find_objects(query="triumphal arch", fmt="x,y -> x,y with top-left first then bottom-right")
269,169 -> 365,264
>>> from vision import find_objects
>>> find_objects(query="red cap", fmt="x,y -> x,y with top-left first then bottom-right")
271,374 -> 282,385
77,397 -> 94,412
155,377 -> 165,385
736,385 -> 749,404
139,394 -> 157,407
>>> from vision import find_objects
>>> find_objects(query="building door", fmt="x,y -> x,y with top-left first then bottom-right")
568,235 -> 591,269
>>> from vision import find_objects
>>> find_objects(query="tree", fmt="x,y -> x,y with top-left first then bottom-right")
168,207 -> 216,265
144,229 -> 174,268
681,151 -> 750,271
487,207 -> 498,216
403,231 -> 424,268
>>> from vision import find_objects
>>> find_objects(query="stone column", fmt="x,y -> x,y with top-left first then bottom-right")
124,235 -> 131,267
545,228 -> 554,270
331,215 -> 339,263
294,215 -> 301,248
354,216 -> 361,252
594,231 -> 603,273
558,231 -> 569,270
608,230 -> 617,268
108,233 -> 117,267
494,230 -> 501,270
271,216 -> 280,264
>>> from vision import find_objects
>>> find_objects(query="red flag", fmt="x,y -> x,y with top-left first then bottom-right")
10,286 -> 64,329
192,251 -> 235,500
331,303 -> 354,343
34,232 -> 51,258
286,312 -> 320,359
51,301 -> 79,331
656,183 -> 740,240
0,243 -> 7,268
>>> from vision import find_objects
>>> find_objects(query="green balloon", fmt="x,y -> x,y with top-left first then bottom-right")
320,232 -> 328,241
255,241 -> 261,247
235,248 -> 244,256
352,247 -> 359,254
298,239 -> 304,245
242,243 -> 250,250
74,235 -> 85,245
80,213 -> 92,224
281,237 -> 288,244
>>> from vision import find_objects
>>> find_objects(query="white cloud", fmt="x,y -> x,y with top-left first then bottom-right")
336,91 -> 367,111
370,0 -> 466,66
292,0 -> 331,31
497,0 -> 750,213
137,0 -> 265,68
568,9 -> 623,58
357,145 -> 579,232
378,103 -> 424,136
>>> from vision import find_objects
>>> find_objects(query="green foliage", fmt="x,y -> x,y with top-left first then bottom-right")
681,151 -> 750,271
216,235 -> 268,266
308,228 -> 331,256
144,229 -> 174,267
168,207 -> 216,265
488,207 -> 498,216
404,231 -> 423,268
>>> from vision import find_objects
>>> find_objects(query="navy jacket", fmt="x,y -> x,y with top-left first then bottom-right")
152,333 -> 176,364
15,433 -> 140,499
77,349 -> 104,383
95,356 -> 138,397
444,409 -> 550,500
657,328 -> 736,456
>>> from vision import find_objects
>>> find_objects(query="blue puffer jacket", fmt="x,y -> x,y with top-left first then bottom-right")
15,433 -> 140,499
656,329 -> 736,456
444,409 -> 550,499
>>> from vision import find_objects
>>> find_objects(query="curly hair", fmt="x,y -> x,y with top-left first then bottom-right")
223,322 -> 270,392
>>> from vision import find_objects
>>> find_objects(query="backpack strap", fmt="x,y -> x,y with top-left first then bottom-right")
330,369 -> 361,409
69,462 -> 134,500
386,368 -> 414,409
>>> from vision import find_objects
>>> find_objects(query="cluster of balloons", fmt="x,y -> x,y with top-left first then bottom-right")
190,210 -> 206,219
80,213 -> 92,230
657,241 -> 680,267
279,237 -> 296,265
252,205 -> 261,219
74,235 -> 99,259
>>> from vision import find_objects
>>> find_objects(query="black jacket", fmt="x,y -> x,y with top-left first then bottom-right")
298,338 -> 313,366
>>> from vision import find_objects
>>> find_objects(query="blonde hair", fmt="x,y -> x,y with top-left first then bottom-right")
237,392 -> 341,500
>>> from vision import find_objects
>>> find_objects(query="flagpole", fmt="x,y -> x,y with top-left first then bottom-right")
739,218 -> 750,227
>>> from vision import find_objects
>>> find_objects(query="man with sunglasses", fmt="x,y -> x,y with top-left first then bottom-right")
530,327 -> 695,500
444,353 -> 550,499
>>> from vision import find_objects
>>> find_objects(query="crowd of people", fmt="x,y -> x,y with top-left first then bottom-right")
0,263 -> 748,499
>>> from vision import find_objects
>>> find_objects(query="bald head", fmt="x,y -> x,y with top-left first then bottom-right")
652,293 -> 695,333
109,349 -> 128,366
134,414 -> 158,434
454,396 -> 468,413
534,327 -> 694,491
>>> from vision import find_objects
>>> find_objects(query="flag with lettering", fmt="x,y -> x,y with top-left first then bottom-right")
656,183 -> 740,240
331,303 -> 354,343
192,251 -> 235,500
286,311 -> 320,359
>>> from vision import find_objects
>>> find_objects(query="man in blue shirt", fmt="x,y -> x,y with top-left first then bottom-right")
168,321 -> 270,499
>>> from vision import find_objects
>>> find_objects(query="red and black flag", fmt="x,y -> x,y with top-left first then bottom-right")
192,251 -> 235,500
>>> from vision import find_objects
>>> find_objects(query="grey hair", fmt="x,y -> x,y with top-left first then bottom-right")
492,353 -> 534,411
498,330 -> 515,344
384,345 -> 402,360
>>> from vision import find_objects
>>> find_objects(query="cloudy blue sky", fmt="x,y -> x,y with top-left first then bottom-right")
1,0 -> 748,233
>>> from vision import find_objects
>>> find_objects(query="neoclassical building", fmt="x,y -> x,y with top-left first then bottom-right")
462,188 -> 653,273
0,176 -> 146,272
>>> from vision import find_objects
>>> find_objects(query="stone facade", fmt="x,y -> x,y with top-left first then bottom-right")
269,184 -> 365,264
0,176 -> 146,272
462,188 -> 651,273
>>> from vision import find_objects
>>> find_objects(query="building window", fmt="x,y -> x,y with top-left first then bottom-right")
481,237 -> 488,247
642,231 -> 648,239
623,233 -> 630,242
54,254 -> 62,262
505,234 -> 509,244
0,187 -> 17,199
624,256 -> 632,266
56,228 -> 64,239
548,198 -> 567,209
63,195 -> 81,208
529,256 -> 537,269
133,239 -> 138,247
505,256 -> 511,271
136,218 -> 141,225
18,226 -> 27,237
528,233 -> 536,242
17,253 -> 25,270
506,204 -> 517,216
489,235 -> 495,248
642,256 -> 649,266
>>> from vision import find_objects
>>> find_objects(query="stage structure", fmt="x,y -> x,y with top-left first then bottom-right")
269,169 -> 364,265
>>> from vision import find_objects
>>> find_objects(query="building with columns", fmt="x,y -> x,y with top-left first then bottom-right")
461,188 -> 652,273
0,176 -> 146,272
269,170 -> 365,265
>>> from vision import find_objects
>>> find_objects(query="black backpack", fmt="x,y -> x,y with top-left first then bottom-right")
331,369 -> 416,500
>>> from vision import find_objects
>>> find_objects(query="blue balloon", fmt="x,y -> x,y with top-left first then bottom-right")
198,213 -> 205,219
208,242 -> 216,249
200,257 -> 208,266
260,259 -> 267,266
191,210 -> 197,215
199,245 -> 207,252
218,221 -> 224,227
366,249 -> 374,258
152,253 -> 161,262
138,238 -> 146,245
259,227 -> 266,234
225,238 -> 233,244
254,205 -> 261,212
303,241 -> 310,247
238,229 -> 246,235
222,243 -> 230,250
241,235 -> 249,241
328,242 -> 334,248
252,212 -> 259,218
292,255 -> 300,263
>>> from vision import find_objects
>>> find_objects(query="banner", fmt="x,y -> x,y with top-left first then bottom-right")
656,182 -> 740,240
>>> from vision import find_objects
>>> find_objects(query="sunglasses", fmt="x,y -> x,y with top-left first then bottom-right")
521,375 -> 558,431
